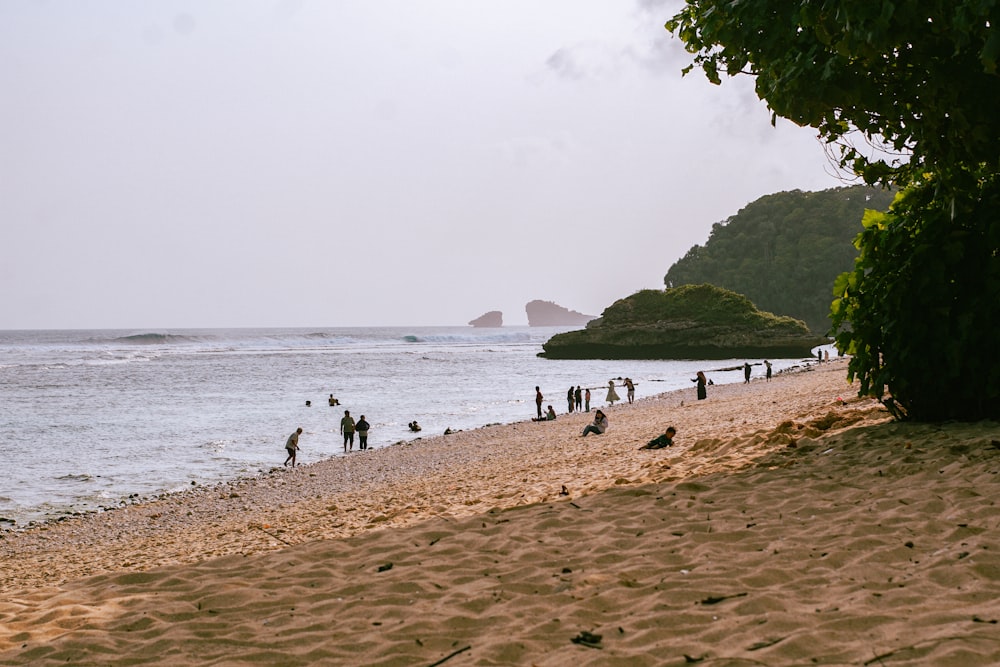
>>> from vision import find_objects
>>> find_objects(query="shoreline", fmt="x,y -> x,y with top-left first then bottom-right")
0,350 -> 821,531
0,359 -> 862,593
5,358 -> 1000,664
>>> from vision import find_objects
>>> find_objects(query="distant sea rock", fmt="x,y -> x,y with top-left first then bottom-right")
525,300 -> 596,327
469,311 -> 503,327
540,285 -> 826,359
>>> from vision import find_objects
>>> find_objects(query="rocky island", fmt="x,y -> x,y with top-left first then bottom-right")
540,285 -> 826,359
468,311 -> 503,327
525,300 -> 596,327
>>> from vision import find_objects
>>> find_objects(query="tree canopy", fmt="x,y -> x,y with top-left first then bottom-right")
667,1 -> 1000,421
664,185 -> 894,333
666,1 -> 1000,188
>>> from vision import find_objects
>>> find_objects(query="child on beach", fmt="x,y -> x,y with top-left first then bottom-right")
640,426 -> 676,450
284,427 -> 302,467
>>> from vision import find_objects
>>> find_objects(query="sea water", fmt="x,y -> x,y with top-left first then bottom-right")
0,326 -> 820,526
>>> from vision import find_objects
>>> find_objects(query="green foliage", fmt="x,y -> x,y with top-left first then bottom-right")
667,0 -> 1000,421
832,172 -> 1000,421
601,285 -> 807,332
666,0 -> 1000,190
664,186 -> 893,333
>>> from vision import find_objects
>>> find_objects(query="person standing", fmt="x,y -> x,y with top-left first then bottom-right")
284,427 -> 302,467
356,415 -> 371,450
744,362 -> 752,384
693,371 -> 707,400
340,410 -> 356,452
567,386 -> 575,413
535,386 -> 543,419
606,380 -> 620,406
584,388 -> 591,412
765,360 -> 772,381
625,378 -> 635,404
574,386 -> 582,411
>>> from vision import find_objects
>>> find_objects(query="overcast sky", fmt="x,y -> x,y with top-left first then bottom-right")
0,1 -> 845,330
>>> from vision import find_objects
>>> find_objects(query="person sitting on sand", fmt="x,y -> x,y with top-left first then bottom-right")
409,421 -> 422,432
284,427 -> 302,467
640,426 -> 676,450
581,410 -> 608,437
534,405 -> 557,422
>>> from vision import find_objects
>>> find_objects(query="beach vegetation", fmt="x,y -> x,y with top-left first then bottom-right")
666,0 -> 1000,421
664,185 -> 894,333
541,285 -> 824,359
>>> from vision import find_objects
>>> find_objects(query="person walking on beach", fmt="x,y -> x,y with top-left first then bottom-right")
356,415 -> 370,450
284,427 -> 302,467
640,426 -> 676,450
585,388 -> 591,412
606,380 -> 620,406
567,386 -> 575,413
625,378 -> 635,404
341,410 -> 356,452
744,362 -> 752,384
535,386 -> 543,419
765,360 -> 772,381
574,386 -> 582,411
581,410 -> 608,437
693,371 -> 708,400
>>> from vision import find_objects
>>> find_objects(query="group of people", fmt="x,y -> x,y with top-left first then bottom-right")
742,360 -> 773,384
284,393 -> 378,465
536,377 -> 640,422
562,386 -> 592,414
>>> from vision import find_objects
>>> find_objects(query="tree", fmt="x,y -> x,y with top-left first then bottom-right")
666,1 -> 1000,188
664,186 -> 893,333
667,1 -> 1000,421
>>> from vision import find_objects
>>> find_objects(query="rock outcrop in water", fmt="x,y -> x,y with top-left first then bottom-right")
468,311 -> 503,327
540,285 -> 825,359
525,300 -> 596,327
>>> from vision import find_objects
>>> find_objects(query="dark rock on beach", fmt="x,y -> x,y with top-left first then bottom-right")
540,285 -> 826,360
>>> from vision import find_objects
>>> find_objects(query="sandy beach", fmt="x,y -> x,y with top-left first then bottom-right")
2,358 -> 1000,666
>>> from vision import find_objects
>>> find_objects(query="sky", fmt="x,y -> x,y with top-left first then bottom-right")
0,1 -> 847,330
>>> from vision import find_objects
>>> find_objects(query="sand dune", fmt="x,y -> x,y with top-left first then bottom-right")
2,359 -> 1000,665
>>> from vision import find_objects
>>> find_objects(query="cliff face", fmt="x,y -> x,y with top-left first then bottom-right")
468,311 -> 503,327
540,285 -> 826,359
525,300 -> 596,327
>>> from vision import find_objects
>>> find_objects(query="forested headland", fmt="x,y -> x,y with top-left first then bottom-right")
663,185 -> 894,334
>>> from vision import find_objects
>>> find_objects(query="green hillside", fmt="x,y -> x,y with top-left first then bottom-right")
664,185 -> 894,333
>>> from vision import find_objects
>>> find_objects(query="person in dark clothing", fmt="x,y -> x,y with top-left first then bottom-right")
640,426 -> 676,450
356,415 -> 371,450
693,371 -> 708,400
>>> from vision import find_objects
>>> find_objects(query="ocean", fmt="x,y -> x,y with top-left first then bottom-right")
0,326 -> 822,527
